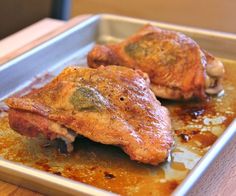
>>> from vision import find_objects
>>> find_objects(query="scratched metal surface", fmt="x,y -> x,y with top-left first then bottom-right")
0,14 -> 236,195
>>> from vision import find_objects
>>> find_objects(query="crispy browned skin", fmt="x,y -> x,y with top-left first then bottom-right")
6,66 -> 173,165
87,24 -> 224,100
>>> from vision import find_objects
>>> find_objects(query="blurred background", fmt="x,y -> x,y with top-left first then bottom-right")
0,0 -> 235,39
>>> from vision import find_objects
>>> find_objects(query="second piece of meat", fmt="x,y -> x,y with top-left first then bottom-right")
87,24 -> 224,100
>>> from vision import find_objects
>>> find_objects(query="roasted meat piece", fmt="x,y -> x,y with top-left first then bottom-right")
87,24 -> 225,100
6,66 -> 173,165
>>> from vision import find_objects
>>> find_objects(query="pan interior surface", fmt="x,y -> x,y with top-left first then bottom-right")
0,57 -> 235,195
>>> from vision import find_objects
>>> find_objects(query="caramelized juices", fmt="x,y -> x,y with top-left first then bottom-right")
0,60 -> 235,195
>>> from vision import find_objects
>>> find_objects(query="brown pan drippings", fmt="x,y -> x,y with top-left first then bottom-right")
0,59 -> 235,195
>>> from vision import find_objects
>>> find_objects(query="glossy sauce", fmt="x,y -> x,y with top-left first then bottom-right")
0,59 -> 235,195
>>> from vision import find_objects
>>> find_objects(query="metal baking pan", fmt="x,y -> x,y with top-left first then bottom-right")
0,14 -> 236,195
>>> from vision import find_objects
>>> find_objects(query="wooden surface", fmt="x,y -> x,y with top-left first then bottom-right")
0,181 -> 41,196
0,18 -> 64,59
0,13 -> 236,196
0,15 -> 90,65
